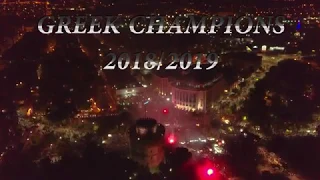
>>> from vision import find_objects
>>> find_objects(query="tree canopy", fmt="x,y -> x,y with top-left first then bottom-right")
243,60 -> 320,133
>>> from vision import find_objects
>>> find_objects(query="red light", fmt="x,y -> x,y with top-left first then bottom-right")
196,160 -> 217,180
167,134 -> 176,144
207,169 -> 214,176
162,108 -> 168,114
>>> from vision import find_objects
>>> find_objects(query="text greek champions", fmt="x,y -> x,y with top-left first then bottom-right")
38,16 -> 285,35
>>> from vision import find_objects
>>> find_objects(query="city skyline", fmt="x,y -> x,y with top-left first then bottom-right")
0,0 -> 319,180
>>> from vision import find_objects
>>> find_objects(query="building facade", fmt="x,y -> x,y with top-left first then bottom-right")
152,68 -> 230,113
171,77 -> 229,112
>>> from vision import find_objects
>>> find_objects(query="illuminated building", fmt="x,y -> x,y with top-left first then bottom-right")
129,118 -> 165,173
261,45 -> 267,52
152,65 -> 229,112
171,78 -> 228,113
115,85 -> 145,98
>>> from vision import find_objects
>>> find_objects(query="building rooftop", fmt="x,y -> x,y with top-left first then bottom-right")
129,118 -> 165,141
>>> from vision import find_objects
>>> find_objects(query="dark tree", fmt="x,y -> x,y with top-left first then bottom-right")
260,171 -> 290,180
243,60 -> 320,134
267,136 -> 320,180
223,135 -> 262,179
